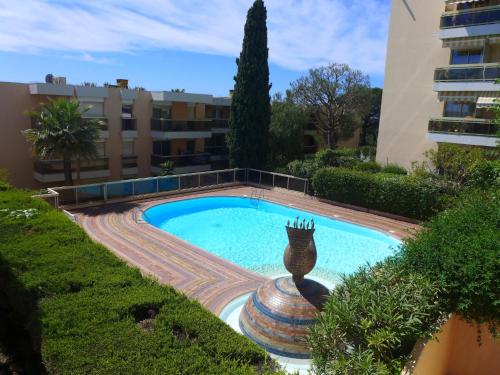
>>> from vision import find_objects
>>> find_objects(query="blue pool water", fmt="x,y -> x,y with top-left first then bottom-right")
144,197 -> 400,283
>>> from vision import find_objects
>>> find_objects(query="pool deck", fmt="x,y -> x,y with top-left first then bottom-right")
75,186 -> 420,315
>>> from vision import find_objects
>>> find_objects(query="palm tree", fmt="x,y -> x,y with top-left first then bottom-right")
24,98 -> 102,186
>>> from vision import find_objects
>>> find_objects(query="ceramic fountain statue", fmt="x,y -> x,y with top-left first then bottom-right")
239,218 -> 329,359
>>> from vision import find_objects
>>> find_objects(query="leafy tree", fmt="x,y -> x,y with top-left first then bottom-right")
289,63 -> 371,148
170,88 -> 185,93
159,160 -> 175,176
24,99 -> 102,186
228,0 -> 271,168
359,88 -> 383,146
268,93 -> 307,167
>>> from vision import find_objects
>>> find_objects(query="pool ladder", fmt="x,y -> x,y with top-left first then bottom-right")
250,189 -> 265,208
133,208 -> 147,224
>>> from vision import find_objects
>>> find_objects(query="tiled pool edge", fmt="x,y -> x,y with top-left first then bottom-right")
76,187 -> 420,314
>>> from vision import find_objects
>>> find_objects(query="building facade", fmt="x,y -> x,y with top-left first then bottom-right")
377,0 -> 499,169
0,79 -> 232,188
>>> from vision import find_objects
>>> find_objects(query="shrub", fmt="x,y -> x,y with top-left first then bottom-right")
309,260 -> 443,375
282,159 -> 320,179
0,189 -> 278,374
381,164 -> 407,175
354,161 -> 382,173
466,159 -> 500,189
401,190 -> 500,333
311,168 -> 458,220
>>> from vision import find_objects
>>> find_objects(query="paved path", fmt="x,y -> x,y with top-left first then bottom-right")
76,187 -> 419,314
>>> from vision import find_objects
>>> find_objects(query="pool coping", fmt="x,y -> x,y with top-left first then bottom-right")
75,187 -> 420,314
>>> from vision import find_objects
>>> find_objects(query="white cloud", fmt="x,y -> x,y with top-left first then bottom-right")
0,0 -> 390,76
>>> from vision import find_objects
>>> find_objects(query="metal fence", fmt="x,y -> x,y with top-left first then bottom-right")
34,168 -> 309,209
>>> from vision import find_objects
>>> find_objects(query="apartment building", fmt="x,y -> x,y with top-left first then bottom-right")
0,78 -> 232,189
377,0 -> 499,168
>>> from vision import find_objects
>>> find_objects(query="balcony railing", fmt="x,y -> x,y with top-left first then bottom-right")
428,118 -> 498,136
151,119 -> 212,132
440,6 -> 500,28
122,118 -> 137,131
303,145 -> 318,154
205,146 -> 229,156
34,157 -> 110,174
434,64 -> 499,81
151,153 -> 211,168
122,155 -> 138,169
211,119 -> 230,128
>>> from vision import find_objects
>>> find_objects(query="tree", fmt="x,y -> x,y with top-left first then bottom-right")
359,88 -> 382,147
289,63 -> 371,148
159,160 -> 175,176
24,99 -> 102,186
228,0 -> 271,168
268,93 -> 307,167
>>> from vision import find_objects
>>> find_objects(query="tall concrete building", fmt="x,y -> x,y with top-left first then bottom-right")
377,0 -> 499,168
0,78 -> 233,189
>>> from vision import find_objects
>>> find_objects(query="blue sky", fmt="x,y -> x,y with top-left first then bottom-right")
0,0 -> 390,96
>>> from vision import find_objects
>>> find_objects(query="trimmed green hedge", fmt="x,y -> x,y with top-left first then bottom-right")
312,168 -> 458,220
401,190 -> 500,332
0,189 -> 278,374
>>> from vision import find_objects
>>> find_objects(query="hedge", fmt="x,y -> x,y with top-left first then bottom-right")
401,190 -> 500,332
311,168 -> 458,220
309,260 -> 443,375
0,189 -> 279,374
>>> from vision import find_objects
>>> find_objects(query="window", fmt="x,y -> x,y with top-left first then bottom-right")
186,140 -> 195,154
444,102 -> 476,118
450,49 -> 483,65
153,141 -> 170,156
153,107 -> 171,119
122,104 -> 133,115
96,142 -> 106,157
457,0 -> 491,10
122,140 -> 134,156
187,105 -> 196,120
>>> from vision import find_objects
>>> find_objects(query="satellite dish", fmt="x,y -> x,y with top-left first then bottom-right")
45,74 -> 54,83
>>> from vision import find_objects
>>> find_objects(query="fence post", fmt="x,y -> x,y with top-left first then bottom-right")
245,169 -> 249,184
132,181 -> 135,196
272,174 -> 275,188
259,171 -> 262,186
233,169 -> 236,183
217,171 -> 219,185
198,174 -> 201,188
287,177 -> 290,190
156,178 -> 159,193
304,180 -> 308,194
75,187 -> 79,205
103,184 -> 108,202
178,176 -> 181,191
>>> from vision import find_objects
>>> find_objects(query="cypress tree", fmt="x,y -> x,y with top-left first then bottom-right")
228,0 -> 271,168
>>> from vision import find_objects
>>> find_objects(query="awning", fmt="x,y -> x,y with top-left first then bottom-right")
443,36 -> 500,49
476,94 -> 500,108
437,91 -> 478,102
445,0 -> 483,4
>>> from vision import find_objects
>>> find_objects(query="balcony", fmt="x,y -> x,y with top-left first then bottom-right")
151,153 -> 212,174
428,118 -> 498,147
122,155 -> 138,176
121,118 -> 137,138
433,64 -> 499,91
211,119 -> 230,132
33,157 -> 110,183
205,146 -> 229,161
150,119 -> 212,139
439,6 -> 500,39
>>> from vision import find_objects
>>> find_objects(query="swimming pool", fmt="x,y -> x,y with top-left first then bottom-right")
144,196 -> 400,283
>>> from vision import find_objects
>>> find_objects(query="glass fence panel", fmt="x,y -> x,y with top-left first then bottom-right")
77,185 -> 104,203
57,188 -> 77,205
200,173 -> 218,187
218,171 -> 234,184
274,175 -> 289,189
158,176 -> 179,192
260,172 -> 273,186
235,169 -> 247,183
133,179 -> 157,195
107,182 -> 133,199
288,178 -> 307,193
180,175 -> 199,189
247,170 -> 261,184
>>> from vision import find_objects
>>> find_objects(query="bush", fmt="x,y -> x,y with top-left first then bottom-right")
466,159 -> 500,189
354,161 -> 382,173
0,189 -> 278,374
311,168 -> 458,220
401,190 -> 500,333
309,260 -> 443,375
281,159 -> 320,179
381,164 -> 407,175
